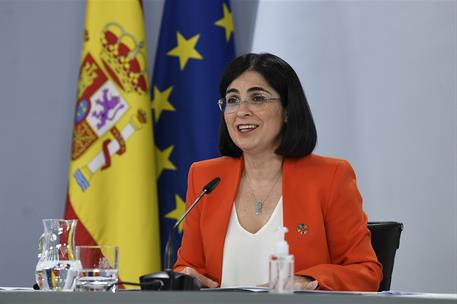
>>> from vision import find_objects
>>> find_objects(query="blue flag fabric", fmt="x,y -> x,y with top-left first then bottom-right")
151,0 -> 235,265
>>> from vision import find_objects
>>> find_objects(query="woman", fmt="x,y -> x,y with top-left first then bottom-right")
174,53 -> 382,291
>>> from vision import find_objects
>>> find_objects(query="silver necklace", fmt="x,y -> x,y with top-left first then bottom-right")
245,171 -> 282,215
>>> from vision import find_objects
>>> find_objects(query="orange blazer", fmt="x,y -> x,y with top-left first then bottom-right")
175,154 -> 382,291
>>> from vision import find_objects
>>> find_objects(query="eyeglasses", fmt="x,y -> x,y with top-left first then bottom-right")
217,95 -> 280,113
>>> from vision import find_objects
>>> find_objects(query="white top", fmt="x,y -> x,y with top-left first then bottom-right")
220,197 -> 283,287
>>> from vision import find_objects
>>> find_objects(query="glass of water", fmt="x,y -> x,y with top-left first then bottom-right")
75,245 -> 118,292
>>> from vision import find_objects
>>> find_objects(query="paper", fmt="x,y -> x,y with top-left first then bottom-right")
380,291 -> 457,299
203,286 -> 269,292
0,287 -> 34,291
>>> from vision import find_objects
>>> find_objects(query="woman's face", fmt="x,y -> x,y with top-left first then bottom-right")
224,70 -> 286,156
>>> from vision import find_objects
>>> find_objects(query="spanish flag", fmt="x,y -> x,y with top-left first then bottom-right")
64,0 -> 160,285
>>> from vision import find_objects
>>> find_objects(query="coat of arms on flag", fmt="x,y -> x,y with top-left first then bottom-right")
71,23 -> 149,192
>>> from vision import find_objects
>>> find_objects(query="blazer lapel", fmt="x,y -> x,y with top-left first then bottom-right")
283,158 -> 306,255
203,157 -> 243,283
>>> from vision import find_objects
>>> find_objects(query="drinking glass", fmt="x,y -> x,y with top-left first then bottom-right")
75,245 -> 118,292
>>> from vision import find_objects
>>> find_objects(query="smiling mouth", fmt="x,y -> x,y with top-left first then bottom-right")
237,124 -> 259,132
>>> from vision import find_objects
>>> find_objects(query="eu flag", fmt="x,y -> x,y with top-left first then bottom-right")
151,0 -> 235,265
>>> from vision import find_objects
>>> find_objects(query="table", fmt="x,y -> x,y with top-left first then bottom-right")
0,290 -> 456,304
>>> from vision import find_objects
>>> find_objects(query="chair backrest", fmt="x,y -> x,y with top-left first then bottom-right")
367,221 -> 403,292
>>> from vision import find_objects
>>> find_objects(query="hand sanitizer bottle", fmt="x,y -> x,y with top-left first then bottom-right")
269,227 -> 294,294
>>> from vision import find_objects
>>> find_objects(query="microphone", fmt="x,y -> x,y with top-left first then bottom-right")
139,177 -> 221,290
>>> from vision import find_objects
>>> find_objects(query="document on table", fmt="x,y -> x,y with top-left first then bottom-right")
203,287 -> 457,300
203,286 -> 269,292
380,291 -> 457,299
0,287 -> 34,291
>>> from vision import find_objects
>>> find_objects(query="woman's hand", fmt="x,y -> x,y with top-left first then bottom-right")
258,276 -> 318,290
294,275 -> 318,290
179,267 -> 219,288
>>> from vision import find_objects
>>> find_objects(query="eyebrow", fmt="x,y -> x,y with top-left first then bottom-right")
226,86 -> 273,95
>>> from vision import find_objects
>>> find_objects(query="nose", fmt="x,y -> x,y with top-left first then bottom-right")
235,100 -> 252,117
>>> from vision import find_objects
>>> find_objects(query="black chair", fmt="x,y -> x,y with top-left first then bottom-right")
367,221 -> 403,291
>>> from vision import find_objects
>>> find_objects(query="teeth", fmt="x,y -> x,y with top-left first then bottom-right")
238,124 -> 258,130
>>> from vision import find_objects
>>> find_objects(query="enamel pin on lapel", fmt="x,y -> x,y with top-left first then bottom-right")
296,224 -> 309,235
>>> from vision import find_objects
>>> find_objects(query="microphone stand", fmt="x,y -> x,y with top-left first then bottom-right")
139,177 -> 220,291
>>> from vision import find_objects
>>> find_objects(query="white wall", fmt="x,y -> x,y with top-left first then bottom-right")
247,1 -> 457,292
0,0 -> 455,293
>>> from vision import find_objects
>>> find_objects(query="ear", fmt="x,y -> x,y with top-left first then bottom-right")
284,110 -> 288,123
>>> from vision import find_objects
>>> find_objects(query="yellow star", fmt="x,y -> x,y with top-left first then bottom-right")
215,3 -> 234,42
155,145 -> 176,179
165,194 -> 186,233
167,32 -> 203,70
151,85 -> 175,122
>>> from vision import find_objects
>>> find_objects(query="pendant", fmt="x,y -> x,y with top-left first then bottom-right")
255,201 -> 263,215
